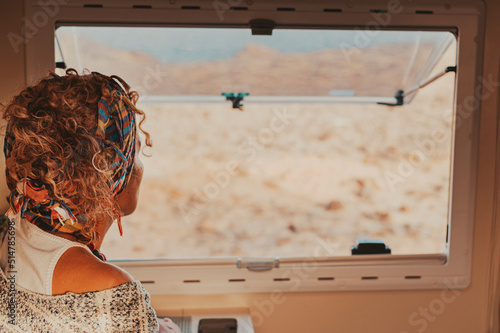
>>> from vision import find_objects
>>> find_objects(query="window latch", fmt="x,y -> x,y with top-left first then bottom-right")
237,257 -> 280,271
221,92 -> 249,110
351,239 -> 391,255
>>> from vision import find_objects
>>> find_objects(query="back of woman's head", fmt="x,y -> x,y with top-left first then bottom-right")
2,69 -> 150,239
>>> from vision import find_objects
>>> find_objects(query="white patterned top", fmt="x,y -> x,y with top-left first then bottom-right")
0,266 -> 160,332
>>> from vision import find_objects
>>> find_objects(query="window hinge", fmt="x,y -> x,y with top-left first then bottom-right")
249,19 -> 275,35
237,257 -> 280,271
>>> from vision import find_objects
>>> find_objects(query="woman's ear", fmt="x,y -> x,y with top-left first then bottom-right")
114,159 -> 144,216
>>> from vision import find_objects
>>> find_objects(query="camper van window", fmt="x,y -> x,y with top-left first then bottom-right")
55,26 -> 456,260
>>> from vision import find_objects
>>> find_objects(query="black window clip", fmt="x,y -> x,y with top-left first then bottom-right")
351,239 -> 391,255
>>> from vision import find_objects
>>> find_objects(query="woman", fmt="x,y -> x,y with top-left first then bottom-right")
0,69 -> 181,332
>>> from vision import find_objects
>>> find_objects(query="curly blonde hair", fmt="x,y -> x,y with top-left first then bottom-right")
2,68 -> 151,227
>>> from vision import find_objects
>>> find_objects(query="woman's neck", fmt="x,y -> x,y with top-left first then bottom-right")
46,215 -> 113,251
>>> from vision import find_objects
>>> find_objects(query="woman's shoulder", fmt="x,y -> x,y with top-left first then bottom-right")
0,247 -> 159,333
52,246 -> 134,295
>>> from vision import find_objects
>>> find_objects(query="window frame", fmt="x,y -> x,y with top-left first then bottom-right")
24,0 -> 484,294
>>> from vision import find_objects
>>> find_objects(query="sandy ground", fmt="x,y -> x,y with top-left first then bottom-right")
56,32 -> 456,259
103,74 -> 454,260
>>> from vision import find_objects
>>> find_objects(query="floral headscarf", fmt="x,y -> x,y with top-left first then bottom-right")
3,72 -> 137,258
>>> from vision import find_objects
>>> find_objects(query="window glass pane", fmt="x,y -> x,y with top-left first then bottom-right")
55,27 -> 456,259
56,27 -> 453,101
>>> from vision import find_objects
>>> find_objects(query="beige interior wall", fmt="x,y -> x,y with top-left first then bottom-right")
0,1 -> 25,214
0,0 -> 498,332
484,0 -> 500,330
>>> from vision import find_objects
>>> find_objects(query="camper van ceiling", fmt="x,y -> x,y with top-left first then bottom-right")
55,27 -> 456,107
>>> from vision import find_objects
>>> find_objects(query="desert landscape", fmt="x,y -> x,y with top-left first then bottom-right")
56,29 -> 456,259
